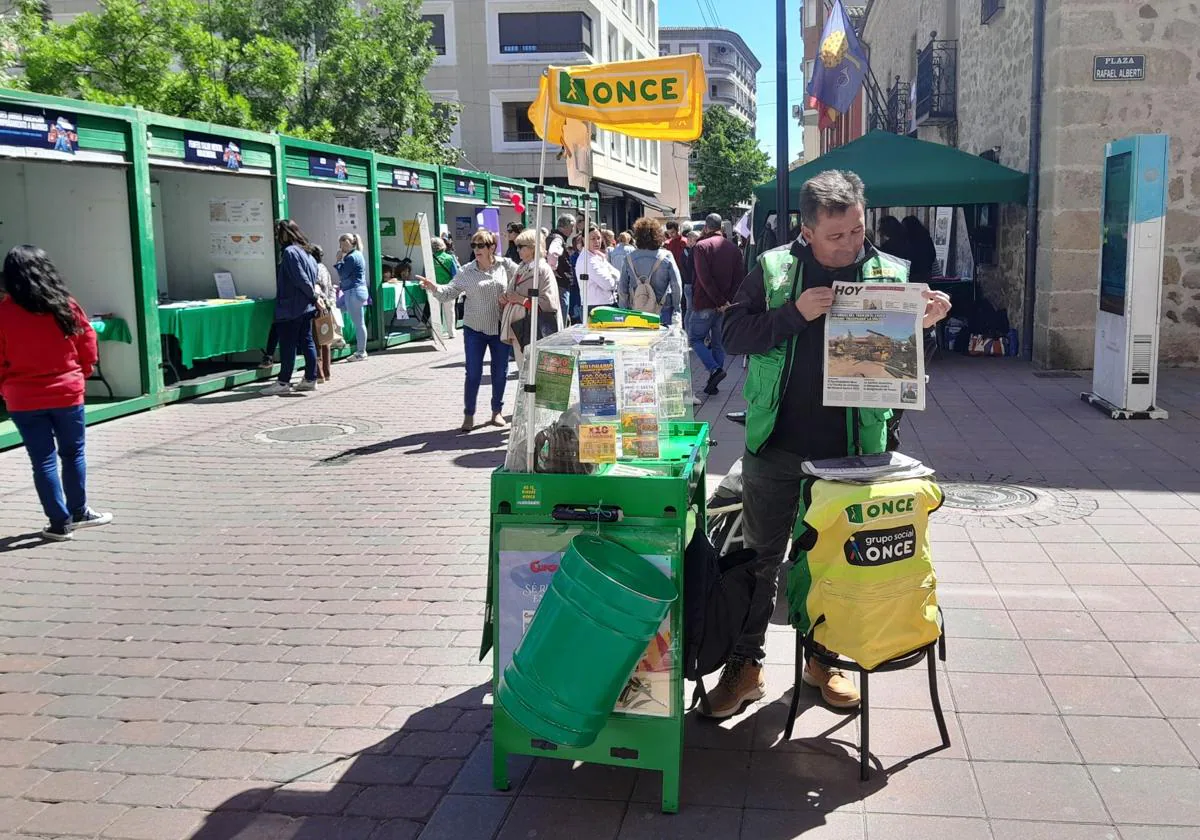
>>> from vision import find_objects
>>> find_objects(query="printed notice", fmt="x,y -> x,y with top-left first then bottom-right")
535,351 -> 575,411
578,423 -> 618,464
579,358 -> 618,418
824,282 -> 927,411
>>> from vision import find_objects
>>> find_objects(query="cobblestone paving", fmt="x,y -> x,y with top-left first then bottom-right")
0,343 -> 1198,839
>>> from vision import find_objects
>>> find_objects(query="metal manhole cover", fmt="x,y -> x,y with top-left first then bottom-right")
255,423 -> 357,443
943,482 -> 1039,512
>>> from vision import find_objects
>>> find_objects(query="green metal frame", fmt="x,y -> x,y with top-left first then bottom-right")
488,175 -> 535,226
279,136 -> 382,347
487,422 -> 709,814
373,153 -> 440,348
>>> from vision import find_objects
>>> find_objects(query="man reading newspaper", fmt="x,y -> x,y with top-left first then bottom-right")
708,170 -> 951,718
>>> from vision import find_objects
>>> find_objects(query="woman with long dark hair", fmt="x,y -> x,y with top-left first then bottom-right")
262,219 -> 321,396
0,246 -> 112,540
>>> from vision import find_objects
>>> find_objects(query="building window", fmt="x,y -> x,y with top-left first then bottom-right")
648,2 -> 656,44
422,14 -> 446,55
803,0 -> 817,28
622,0 -> 632,19
680,42 -> 699,56
501,102 -> 537,143
498,12 -> 593,55
623,39 -> 633,61
982,0 -> 1004,24
650,141 -> 659,174
607,25 -> 619,62
636,0 -> 644,31
659,44 -> 670,56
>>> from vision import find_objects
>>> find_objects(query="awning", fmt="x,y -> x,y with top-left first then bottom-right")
754,130 -> 1029,218
597,182 -> 675,215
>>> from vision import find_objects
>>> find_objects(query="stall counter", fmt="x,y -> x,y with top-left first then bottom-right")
158,299 -> 275,367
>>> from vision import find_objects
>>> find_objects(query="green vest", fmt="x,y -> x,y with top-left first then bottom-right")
742,247 -> 911,456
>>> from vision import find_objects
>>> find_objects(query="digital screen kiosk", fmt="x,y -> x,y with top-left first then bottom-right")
148,124 -> 279,385
1084,134 -> 1169,420
282,139 -> 375,349
0,98 -> 147,408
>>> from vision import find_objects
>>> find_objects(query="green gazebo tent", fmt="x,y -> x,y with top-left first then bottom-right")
754,130 -> 1029,226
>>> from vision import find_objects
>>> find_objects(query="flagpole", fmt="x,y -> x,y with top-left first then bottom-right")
579,194 -> 590,318
775,0 -> 790,237
526,69 -> 553,473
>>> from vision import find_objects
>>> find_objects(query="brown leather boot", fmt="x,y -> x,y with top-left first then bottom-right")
802,657 -> 861,709
699,658 -> 765,719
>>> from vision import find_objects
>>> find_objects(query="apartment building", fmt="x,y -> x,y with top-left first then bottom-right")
658,27 -> 760,129
862,0 -> 1200,369
421,0 -> 669,229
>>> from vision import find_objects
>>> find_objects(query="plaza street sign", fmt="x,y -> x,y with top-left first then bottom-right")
1094,55 -> 1145,82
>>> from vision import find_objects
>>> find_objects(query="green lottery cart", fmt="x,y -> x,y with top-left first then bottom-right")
481,324 -> 707,813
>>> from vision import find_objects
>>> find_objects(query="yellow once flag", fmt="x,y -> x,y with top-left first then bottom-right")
528,54 -> 706,144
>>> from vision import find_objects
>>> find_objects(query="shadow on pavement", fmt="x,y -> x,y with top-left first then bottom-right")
187,685 -> 492,840
0,531 -> 52,552
320,429 -> 508,463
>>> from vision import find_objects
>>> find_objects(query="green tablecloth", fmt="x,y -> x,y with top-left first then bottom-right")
158,299 -> 275,367
381,281 -> 427,310
91,317 -> 132,344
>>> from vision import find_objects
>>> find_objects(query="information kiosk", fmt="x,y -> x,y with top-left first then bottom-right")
375,155 -> 439,345
281,138 -> 376,350
1083,134 -> 1170,420
0,93 -> 149,433
147,118 -> 281,385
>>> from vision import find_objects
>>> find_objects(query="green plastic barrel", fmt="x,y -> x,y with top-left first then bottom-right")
498,534 -> 677,747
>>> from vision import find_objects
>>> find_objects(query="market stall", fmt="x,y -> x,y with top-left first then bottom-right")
281,137 -> 377,350
375,155 -> 439,345
439,165 -> 488,264
0,92 -> 150,432
147,118 -> 281,384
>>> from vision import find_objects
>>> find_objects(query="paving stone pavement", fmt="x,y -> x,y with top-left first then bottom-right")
1,339 -> 1199,840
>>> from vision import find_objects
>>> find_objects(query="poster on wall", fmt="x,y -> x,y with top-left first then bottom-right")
334,195 -> 361,231
393,168 -> 422,190
379,217 -> 397,237
454,215 -> 473,243
402,220 -> 421,246
309,154 -> 349,180
0,106 -> 78,155
932,207 -> 953,276
209,198 -> 269,260
454,178 -> 479,197
184,132 -> 243,171
475,207 -> 501,236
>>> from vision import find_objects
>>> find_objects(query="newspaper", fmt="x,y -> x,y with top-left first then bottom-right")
823,282 -> 927,411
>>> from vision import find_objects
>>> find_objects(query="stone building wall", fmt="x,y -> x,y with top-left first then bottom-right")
1036,0 -> 1200,368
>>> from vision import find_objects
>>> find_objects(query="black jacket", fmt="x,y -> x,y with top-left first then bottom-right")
723,238 -> 880,458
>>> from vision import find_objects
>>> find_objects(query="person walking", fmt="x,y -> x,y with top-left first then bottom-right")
680,229 -> 699,327
431,237 -> 459,339
504,222 -> 523,262
417,229 -> 516,431
336,233 -> 369,361
311,244 -> 335,383
617,218 -> 682,326
502,228 -> 562,371
579,227 -> 620,314
609,231 -> 635,270
262,220 -> 321,396
0,245 -> 112,540
546,215 -> 580,325
704,171 -> 951,719
690,213 -> 746,395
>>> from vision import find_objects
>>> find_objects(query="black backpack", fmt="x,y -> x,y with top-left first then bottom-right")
683,527 -> 759,715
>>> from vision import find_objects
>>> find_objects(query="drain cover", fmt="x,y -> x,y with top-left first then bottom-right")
942,482 -> 1039,512
255,423 -> 356,443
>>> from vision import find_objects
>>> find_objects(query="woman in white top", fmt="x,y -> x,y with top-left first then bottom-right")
501,228 -> 561,372
579,227 -> 620,314
419,229 -> 518,432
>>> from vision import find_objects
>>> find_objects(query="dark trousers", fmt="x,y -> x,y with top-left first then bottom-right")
735,445 -> 815,664
314,325 -> 332,381
264,323 -> 279,359
10,405 -> 88,528
463,325 -> 510,416
276,313 -> 318,384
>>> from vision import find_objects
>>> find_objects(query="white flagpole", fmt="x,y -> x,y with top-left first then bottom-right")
525,69 -> 553,473
579,195 -> 590,320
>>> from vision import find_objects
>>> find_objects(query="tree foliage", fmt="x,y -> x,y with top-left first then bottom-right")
691,106 -> 772,218
4,0 -> 459,163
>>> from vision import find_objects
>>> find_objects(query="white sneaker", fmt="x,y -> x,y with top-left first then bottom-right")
71,508 -> 113,529
261,381 -> 292,396
294,379 -> 317,392
347,352 -> 367,362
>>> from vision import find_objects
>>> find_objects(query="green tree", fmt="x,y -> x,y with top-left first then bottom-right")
691,106 -> 772,219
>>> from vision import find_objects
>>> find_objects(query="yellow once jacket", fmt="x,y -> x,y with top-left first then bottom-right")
788,477 -> 944,669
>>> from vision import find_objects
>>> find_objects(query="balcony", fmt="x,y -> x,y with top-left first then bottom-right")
915,34 -> 957,126
886,77 -> 911,134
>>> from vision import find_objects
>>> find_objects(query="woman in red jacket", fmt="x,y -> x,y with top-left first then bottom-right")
0,246 -> 112,541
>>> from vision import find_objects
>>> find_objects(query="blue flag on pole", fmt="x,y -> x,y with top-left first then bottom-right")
805,0 -> 869,130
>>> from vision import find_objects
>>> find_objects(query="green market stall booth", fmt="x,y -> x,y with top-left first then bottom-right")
439,165 -> 489,264
281,137 -> 378,352
374,154 -> 439,346
0,90 -> 155,450
145,116 -> 283,386
483,326 -> 703,813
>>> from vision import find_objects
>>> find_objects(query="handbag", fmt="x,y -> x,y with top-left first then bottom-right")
313,301 -> 336,346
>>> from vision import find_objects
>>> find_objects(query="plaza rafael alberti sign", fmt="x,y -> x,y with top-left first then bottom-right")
1093,55 -> 1145,82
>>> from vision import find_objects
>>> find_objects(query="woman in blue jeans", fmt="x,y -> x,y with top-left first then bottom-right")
0,246 -> 113,540
418,229 -> 515,431
336,233 -> 370,361
261,220 -> 321,396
